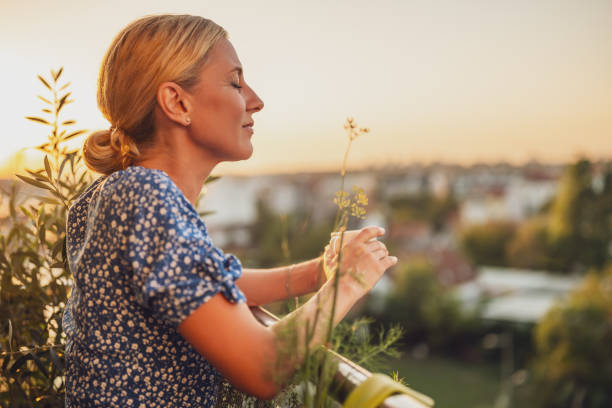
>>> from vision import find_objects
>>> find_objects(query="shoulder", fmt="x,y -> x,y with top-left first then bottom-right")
69,176 -> 105,208
99,166 -> 193,212
103,166 -> 199,222
108,166 -> 175,197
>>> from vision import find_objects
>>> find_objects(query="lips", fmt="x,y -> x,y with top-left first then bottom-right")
242,121 -> 254,128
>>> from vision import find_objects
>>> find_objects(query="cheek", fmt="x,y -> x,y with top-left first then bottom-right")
207,94 -> 244,128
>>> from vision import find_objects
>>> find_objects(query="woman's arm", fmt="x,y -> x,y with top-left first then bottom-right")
178,227 -> 396,399
237,257 -> 325,306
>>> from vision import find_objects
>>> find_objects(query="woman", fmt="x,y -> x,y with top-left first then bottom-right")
63,14 -> 397,407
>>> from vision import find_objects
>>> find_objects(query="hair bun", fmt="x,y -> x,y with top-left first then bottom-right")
83,129 -> 125,175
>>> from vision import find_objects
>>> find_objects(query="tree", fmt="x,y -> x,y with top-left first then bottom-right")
532,266 -> 612,408
247,198 -> 333,268
506,216 -> 555,270
388,192 -> 457,231
547,159 -> 612,272
459,221 -> 516,267
372,260 -> 476,352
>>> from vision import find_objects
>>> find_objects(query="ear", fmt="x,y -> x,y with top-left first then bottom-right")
156,82 -> 192,126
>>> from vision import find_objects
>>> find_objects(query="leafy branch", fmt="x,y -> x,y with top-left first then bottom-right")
0,68 -> 92,407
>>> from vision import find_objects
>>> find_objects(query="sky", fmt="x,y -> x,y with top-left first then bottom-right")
1,0 -> 611,176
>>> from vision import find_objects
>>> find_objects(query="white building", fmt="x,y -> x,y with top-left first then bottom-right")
454,267 -> 581,324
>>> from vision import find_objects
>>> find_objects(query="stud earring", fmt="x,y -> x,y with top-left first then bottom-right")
185,117 -> 191,125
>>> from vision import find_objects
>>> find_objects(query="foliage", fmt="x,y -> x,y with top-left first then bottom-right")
0,68 -> 90,407
371,260 -> 478,351
531,266 -> 612,407
546,159 -> 612,272
459,159 -> 612,273
506,216 -> 555,270
459,221 -> 516,267
388,192 -> 457,231
247,199 -> 333,268
333,317 -> 403,373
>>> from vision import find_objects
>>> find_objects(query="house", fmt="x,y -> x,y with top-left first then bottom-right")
454,267 -> 581,324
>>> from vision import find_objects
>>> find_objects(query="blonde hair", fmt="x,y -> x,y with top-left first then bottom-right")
84,14 -> 227,175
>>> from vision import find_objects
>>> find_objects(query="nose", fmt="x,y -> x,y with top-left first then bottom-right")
246,84 -> 264,113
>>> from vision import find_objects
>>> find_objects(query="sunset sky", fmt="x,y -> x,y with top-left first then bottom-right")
1,0 -> 611,176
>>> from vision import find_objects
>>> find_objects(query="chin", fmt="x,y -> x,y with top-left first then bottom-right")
227,144 -> 254,162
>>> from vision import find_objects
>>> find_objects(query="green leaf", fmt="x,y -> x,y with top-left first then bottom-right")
25,116 -> 51,125
15,175 -> 52,191
37,75 -> 52,91
35,196 -> 61,206
37,95 -> 51,105
38,225 -> 46,245
36,142 -> 51,152
58,156 -> 69,180
9,353 -> 32,374
48,188 -> 67,201
63,130 -> 85,142
52,67 -> 63,82
56,92 -> 71,112
19,205 -> 34,220
26,169 -> 49,182
44,156 -> 52,180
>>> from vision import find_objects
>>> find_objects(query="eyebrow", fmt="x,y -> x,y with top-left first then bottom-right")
229,66 -> 243,76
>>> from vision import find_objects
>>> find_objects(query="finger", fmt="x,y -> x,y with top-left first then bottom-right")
364,240 -> 387,253
380,255 -> 398,269
353,226 -> 385,244
372,248 -> 388,260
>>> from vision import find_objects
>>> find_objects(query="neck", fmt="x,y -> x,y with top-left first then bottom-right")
134,136 -> 220,206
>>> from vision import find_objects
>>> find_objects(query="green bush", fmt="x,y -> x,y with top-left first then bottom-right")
506,216 -> 556,270
532,266 -> 612,407
247,198 -> 333,268
371,260 -> 479,353
546,160 -> 612,272
459,221 -> 516,267
0,69 -> 90,407
388,193 -> 457,232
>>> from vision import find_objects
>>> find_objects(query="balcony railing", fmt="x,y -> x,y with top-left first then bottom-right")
250,306 -> 435,408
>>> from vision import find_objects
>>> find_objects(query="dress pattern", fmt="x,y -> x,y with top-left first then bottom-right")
63,165 -> 246,407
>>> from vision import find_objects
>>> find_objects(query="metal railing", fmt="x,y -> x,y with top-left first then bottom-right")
250,306 -> 434,408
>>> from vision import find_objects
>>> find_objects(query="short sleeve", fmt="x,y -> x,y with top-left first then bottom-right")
119,171 -> 246,327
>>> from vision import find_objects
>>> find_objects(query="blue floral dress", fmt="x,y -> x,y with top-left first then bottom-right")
62,165 -> 246,407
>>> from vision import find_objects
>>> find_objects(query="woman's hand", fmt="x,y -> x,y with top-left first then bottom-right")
326,226 -> 397,297
323,229 -> 360,279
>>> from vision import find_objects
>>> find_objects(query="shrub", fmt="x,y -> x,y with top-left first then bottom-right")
506,216 -> 555,270
531,266 -> 612,407
0,68 -> 90,407
372,260 -> 479,353
459,221 -> 516,266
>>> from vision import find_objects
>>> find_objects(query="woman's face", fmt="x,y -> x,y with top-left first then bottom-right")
186,38 -> 264,162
